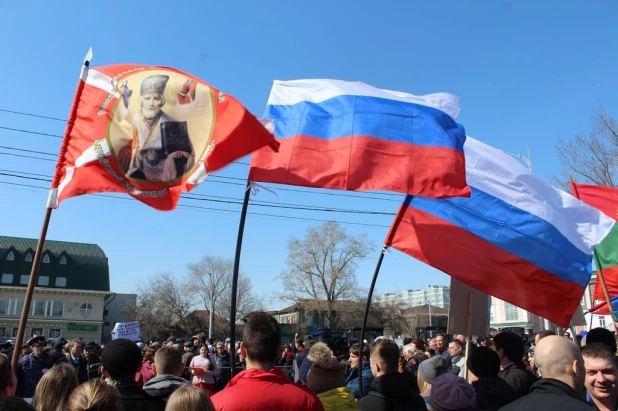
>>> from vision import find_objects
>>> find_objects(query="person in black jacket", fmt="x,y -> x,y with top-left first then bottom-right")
468,346 -> 517,410
494,331 -> 538,398
500,335 -> 595,411
358,339 -> 427,411
66,339 -> 89,384
101,338 -> 165,411
83,342 -> 101,380
48,341 -> 67,366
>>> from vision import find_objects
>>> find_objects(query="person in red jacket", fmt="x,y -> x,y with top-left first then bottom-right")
210,311 -> 324,411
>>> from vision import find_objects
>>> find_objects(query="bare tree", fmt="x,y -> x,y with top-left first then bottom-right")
280,221 -> 373,328
126,272 -> 194,340
551,107 -> 618,190
188,256 -> 232,339
370,299 -> 410,338
217,274 -> 264,322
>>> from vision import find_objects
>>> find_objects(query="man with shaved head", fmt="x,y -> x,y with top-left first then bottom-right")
501,335 -> 595,410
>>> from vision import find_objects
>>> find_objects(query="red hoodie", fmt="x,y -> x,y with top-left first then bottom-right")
211,367 -> 324,411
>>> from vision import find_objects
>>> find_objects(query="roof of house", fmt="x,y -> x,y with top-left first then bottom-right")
0,236 -> 107,267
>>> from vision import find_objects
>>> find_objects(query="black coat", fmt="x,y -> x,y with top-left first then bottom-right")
498,362 -> 538,398
358,373 -> 428,411
115,381 -> 166,411
499,379 -> 596,411
472,376 -> 518,411
66,354 -> 89,384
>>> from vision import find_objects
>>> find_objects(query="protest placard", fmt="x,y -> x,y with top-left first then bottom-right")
111,321 -> 141,341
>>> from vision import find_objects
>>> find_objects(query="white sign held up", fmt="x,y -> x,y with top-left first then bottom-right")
111,321 -> 141,342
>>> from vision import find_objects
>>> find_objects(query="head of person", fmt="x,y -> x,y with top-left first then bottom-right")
534,330 -> 555,346
348,343 -> 370,369
563,331 -> 571,339
153,346 -> 184,377
466,346 -> 501,383
143,347 -> 158,363
456,335 -> 467,344
307,357 -> 346,394
32,363 -> 78,411
430,373 -> 477,411
0,397 -> 36,411
29,336 -> 45,357
295,339 -> 304,351
428,338 -> 437,350
70,339 -> 83,358
435,334 -> 447,351
240,311 -> 281,368
582,342 -> 618,405
101,338 -> 143,381
535,335 -> 586,392
418,355 -> 447,393
587,328 -> 618,354
304,340 -> 313,349
197,344 -> 208,357
494,331 -> 525,366
215,342 -> 226,355
166,384 -> 214,411
425,348 -> 435,358
402,344 -> 415,361
448,340 -> 464,358
369,339 -> 399,378
67,378 -> 121,411
308,342 -> 332,364
139,75 -> 168,120
0,353 -> 16,396
411,339 -> 425,352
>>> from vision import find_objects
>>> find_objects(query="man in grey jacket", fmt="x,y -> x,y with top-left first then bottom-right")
143,346 -> 189,401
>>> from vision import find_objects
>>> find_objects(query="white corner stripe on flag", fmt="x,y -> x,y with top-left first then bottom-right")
187,163 -> 208,185
464,137 -> 616,255
57,140 -> 111,200
86,69 -> 119,97
268,79 -> 461,119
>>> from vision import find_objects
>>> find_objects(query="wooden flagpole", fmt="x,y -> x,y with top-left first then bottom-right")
229,180 -> 251,377
11,51 -> 92,374
463,291 -> 473,381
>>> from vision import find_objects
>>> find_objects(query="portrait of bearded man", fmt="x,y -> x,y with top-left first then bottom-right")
117,74 -> 195,182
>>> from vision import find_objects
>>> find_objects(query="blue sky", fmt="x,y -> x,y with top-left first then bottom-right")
1,1 -> 617,310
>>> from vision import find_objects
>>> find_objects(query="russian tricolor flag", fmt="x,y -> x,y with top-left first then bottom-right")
249,79 -> 470,198
385,137 -> 616,327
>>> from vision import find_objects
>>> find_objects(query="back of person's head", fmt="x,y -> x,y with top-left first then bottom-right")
370,339 -> 400,376
154,346 -> 184,376
307,357 -> 346,394
143,347 -> 158,363
307,342 -> 331,363
67,379 -> 121,411
101,338 -> 142,380
467,346 -> 500,379
412,339 -> 425,351
430,373 -> 476,411
32,363 -> 78,411
535,330 -> 554,343
586,328 -> 617,353
0,396 -> 36,411
535,335 -> 586,390
241,311 -> 281,364
418,355 -> 447,392
0,353 -> 16,396
166,384 -> 214,411
349,343 -> 370,360
494,331 -> 524,363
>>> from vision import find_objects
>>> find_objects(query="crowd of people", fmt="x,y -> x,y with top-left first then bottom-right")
0,314 -> 616,410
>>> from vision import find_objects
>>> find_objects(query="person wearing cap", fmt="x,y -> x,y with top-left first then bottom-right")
307,357 -> 357,410
83,342 -> 101,380
48,340 -> 67,366
117,75 -> 195,182
358,339 -> 426,411
181,341 -> 195,381
467,346 -> 517,410
101,338 -> 165,411
16,336 -> 52,398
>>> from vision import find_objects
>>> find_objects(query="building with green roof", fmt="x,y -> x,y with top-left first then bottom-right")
0,235 -> 110,343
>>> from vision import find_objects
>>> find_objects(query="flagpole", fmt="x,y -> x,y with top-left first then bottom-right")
358,245 -> 387,398
11,51 -> 92,374
463,291 -> 473,381
229,180 -> 251,377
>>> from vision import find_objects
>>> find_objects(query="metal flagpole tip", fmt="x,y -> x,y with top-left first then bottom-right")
84,47 -> 93,66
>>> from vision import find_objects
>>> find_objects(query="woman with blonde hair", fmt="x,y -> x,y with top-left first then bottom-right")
68,379 -> 121,411
165,384 -> 214,411
32,363 -> 78,411
299,342 -> 332,384
417,355 -> 447,411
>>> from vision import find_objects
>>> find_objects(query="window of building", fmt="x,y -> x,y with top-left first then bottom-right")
31,328 -> 43,337
0,299 -> 23,316
55,277 -> 67,287
49,301 -> 63,317
32,300 -> 46,316
59,255 -> 67,265
42,254 -> 50,264
11,328 -> 18,338
600,316 -> 606,328
6,251 -> 14,261
0,327 -> 6,339
1,274 -> 13,284
504,303 -> 519,321
80,303 -> 94,316
38,276 -> 49,286
20,275 -> 29,285
25,253 -> 33,263
0,299 -> 9,315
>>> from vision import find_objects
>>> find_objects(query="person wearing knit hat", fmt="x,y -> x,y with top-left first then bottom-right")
430,373 -> 476,411
417,354 -> 447,408
307,357 -> 357,410
300,342 -> 332,384
467,346 -> 517,410
101,338 -> 165,411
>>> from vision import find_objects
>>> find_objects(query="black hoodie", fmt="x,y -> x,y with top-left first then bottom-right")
472,376 -> 518,410
358,372 -> 428,411
500,378 -> 596,411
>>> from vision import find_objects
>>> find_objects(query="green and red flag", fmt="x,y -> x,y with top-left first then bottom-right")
571,181 -> 618,300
